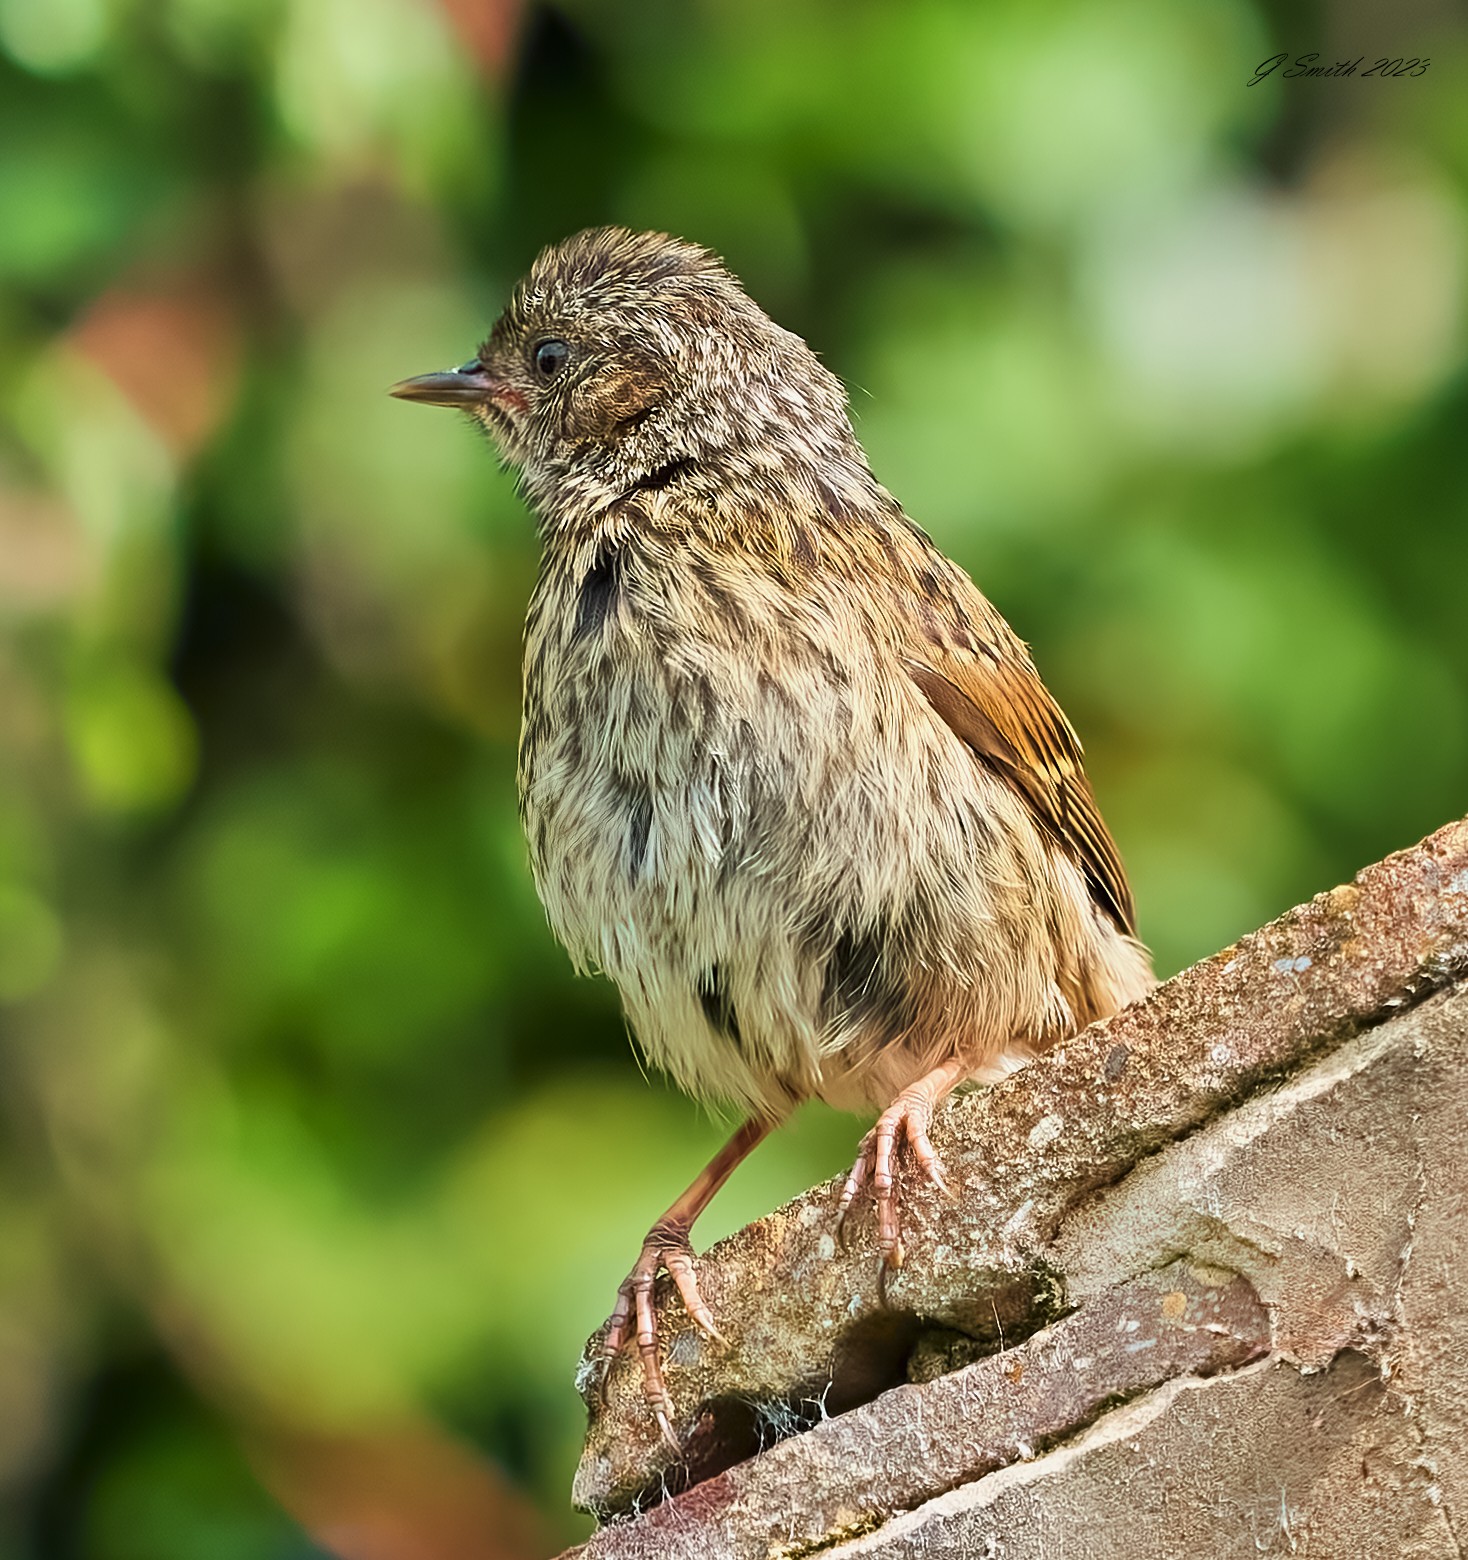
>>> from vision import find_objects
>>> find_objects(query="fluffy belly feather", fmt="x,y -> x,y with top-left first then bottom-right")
518,541 -> 1149,1121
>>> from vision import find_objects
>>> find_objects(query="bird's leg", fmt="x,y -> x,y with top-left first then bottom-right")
599,1115 -> 774,1444
837,1056 -> 969,1272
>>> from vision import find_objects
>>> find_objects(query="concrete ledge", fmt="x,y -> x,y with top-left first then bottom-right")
564,819 -> 1468,1555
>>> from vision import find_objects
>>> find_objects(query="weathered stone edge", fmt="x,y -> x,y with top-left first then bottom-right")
573,818 -> 1468,1517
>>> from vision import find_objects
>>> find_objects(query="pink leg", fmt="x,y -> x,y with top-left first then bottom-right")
599,1116 -> 774,1445
837,1057 -> 968,1271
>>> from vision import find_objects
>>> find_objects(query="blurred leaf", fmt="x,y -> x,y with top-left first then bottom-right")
64,658 -> 198,813
86,1402 -> 309,1560
0,0 -> 110,77
0,880 -> 63,999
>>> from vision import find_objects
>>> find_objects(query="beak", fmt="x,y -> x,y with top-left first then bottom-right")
388,361 -> 502,408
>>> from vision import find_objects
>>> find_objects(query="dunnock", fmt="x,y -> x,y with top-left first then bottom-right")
392,228 -> 1152,1440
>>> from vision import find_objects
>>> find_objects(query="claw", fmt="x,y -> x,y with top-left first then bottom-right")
598,1222 -> 719,1446
835,1126 -> 876,1248
834,1059 -> 969,1274
666,1246 -> 723,1341
594,1115 -> 775,1438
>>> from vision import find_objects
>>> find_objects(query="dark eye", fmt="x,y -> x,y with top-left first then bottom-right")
533,338 -> 570,379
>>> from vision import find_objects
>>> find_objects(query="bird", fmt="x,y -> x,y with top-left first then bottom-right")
390,227 -> 1153,1442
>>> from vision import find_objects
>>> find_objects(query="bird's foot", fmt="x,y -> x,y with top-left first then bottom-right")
597,1218 -> 720,1449
836,1082 -> 958,1272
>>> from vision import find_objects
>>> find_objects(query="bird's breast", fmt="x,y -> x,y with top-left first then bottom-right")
520,541 -> 784,963
516,533 -> 879,1113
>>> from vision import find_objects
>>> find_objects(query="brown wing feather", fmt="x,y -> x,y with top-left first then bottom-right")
900,639 -> 1137,937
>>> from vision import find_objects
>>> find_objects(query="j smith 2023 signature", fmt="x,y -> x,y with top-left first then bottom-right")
1249,53 -> 1430,85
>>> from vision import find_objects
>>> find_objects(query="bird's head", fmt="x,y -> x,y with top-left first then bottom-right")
390,227 -> 857,520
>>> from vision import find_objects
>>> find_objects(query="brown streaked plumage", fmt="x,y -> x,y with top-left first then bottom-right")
391,227 -> 1154,1442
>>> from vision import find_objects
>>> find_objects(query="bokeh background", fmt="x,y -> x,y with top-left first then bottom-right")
1,0 -> 1466,1552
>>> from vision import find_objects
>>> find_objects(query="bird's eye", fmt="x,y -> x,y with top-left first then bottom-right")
533,338 -> 570,379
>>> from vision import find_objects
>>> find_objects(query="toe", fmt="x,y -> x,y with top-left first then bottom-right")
666,1247 -> 722,1341
836,1128 -> 876,1238
899,1099 -> 956,1200
633,1270 -> 681,1445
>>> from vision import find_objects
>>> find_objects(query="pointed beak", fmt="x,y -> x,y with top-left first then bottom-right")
388,361 -> 502,408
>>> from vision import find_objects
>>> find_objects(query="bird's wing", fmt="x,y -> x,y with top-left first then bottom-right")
895,564 -> 1137,936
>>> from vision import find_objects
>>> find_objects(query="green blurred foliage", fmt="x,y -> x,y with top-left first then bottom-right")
1,0 -> 1466,1553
